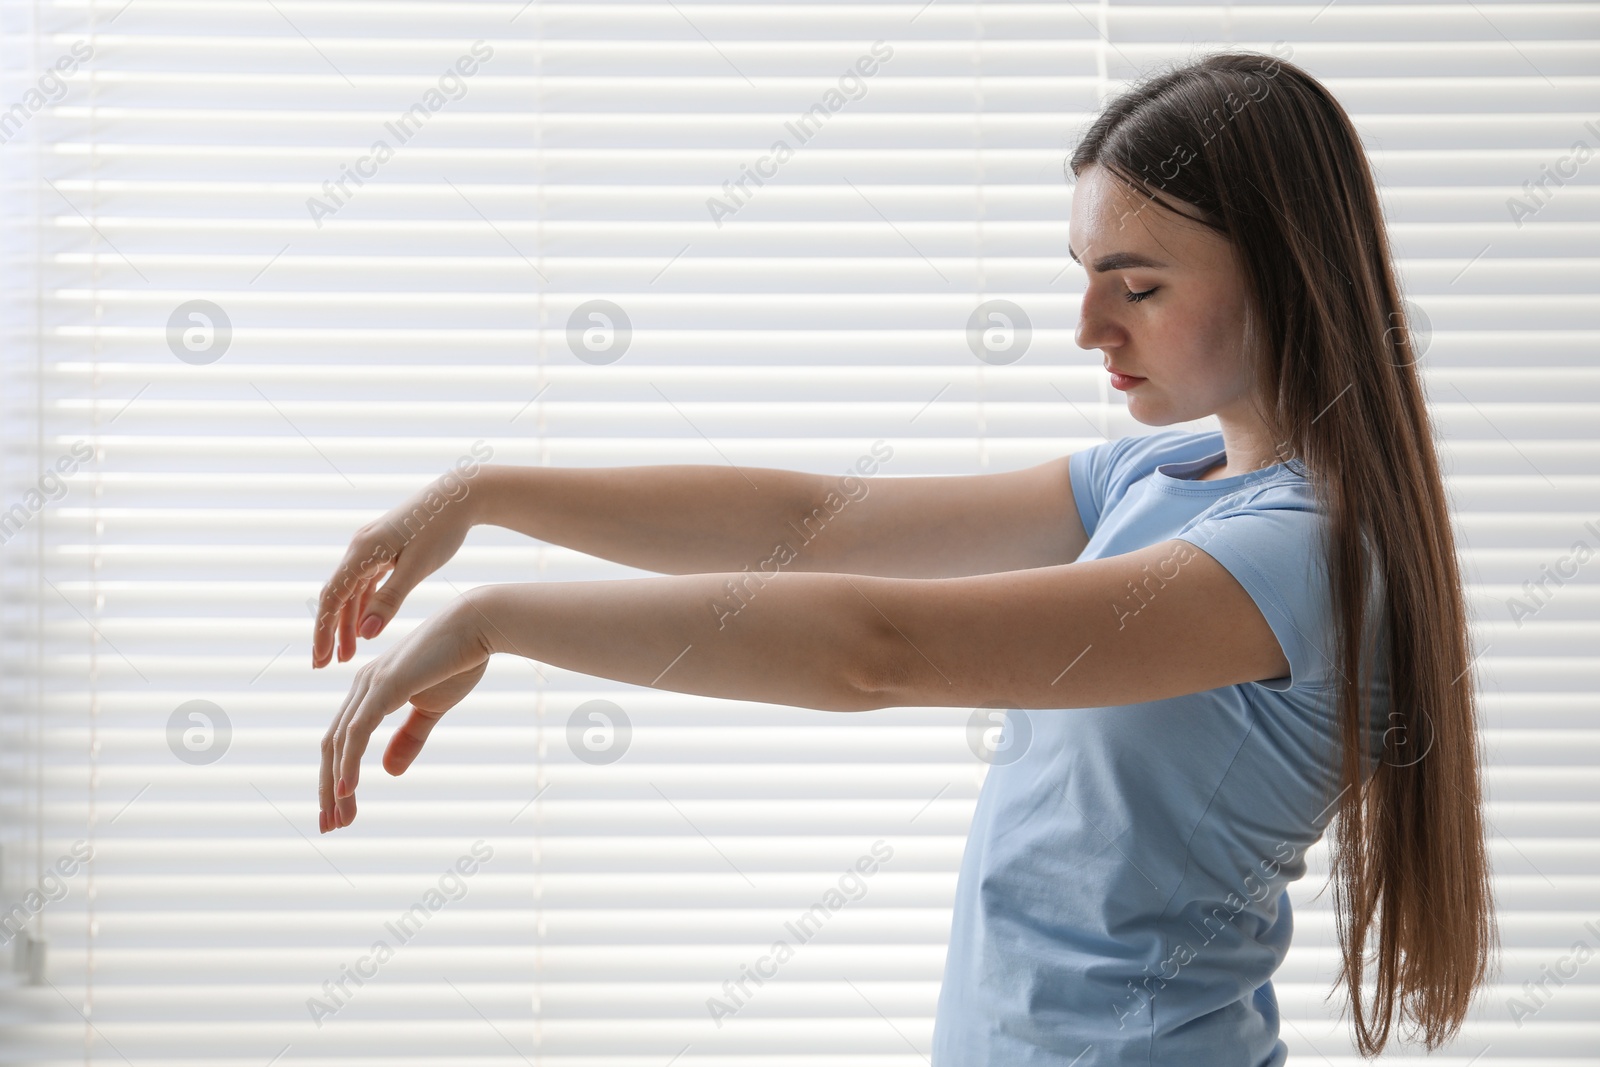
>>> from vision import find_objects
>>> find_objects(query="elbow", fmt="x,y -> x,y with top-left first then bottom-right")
838,619 -> 911,712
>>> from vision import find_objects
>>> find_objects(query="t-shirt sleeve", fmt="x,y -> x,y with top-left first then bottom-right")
1067,437 -> 1129,542
1171,486 -> 1340,693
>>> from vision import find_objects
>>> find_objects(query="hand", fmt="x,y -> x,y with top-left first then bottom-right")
313,470 -> 489,668
319,592 -> 494,833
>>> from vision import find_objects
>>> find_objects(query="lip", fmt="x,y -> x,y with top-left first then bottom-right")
1108,370 -> 1146,390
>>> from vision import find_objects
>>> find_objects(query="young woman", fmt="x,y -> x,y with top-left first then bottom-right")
311,51 -> 1496,1064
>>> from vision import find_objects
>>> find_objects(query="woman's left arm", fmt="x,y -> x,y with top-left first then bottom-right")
470,571 -> 892,712
321,540 -> 1292,832
320,569 -> 889,832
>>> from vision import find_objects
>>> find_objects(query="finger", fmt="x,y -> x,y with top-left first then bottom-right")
313,582 -> 351,668
346,578 -> 378,655
334,677 -> 373,828
340,576 -> 367,662
336,672 -> 411,804
383,705 -> 447,776
353,575 -> 377,652
384,659 -> 487,776
314,543 -> 393,668
348,572 -> 384,661
335,789 -> 357,830
315,565 -> 368,668
321,671 -> 369,831
355,579 -> 376,633
359,557 -> 424,641
312,580 -> 339,667
338,586 -> 360,663
331,670 -> 368,801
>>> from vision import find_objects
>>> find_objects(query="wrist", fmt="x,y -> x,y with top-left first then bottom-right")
456,583 -> 511,658
458,462 -> 508,527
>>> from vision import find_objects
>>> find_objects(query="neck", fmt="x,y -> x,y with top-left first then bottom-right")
1206,412 -> 1283,479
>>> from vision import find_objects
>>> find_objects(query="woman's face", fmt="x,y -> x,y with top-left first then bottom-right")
1068,163 -> 1258,427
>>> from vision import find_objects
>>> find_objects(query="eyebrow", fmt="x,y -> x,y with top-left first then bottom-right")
1066,245 -> 1170,273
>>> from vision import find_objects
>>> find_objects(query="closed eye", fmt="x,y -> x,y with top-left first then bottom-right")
1125,287 -> 1158,303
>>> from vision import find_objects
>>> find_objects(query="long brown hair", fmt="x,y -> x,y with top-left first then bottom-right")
1068,51 -> 1497,1055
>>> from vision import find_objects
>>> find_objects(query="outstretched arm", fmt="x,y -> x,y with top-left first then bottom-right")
462,537 -> 1287,716
318,537 -> 1289,833
475,453 -> 1091,579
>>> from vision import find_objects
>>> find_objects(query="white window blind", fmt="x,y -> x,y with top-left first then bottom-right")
1,1 -> 1596,1063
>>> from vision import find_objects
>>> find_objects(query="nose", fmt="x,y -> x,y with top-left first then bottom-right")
1074,285 -> 1123,354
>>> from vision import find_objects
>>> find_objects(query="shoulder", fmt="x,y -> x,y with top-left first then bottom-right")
1171,475 -> 1365,693
1175,471 -> 1328,581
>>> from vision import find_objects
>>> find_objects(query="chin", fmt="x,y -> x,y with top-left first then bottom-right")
1125,392 -> 1214,429
1126,400 -> 1186,428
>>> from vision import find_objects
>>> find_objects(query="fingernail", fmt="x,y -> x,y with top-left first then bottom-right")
336,776 -> 347,798
359,614 -> 382,639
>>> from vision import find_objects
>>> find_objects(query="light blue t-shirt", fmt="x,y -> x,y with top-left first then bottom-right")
932,429 -> 1390,1066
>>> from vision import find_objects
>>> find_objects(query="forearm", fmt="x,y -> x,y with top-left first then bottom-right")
464,570 -> 886,713
473,463 -> 831,575
471,449 -> 1075,581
